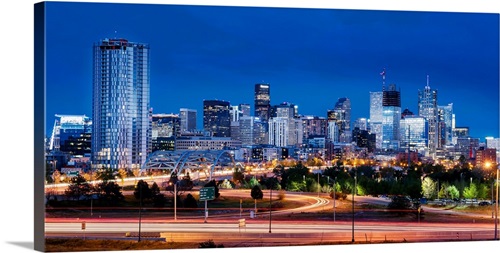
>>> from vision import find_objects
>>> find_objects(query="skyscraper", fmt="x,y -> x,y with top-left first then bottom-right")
152,114 -> 181,138
49,114 -> 92,157
239,104 -> 251,117
254,83 -> 271,122
382,84 -> 401,150
91,38 -> 151,170
369,91 -> 383,149
400,115 -> 428,154
333,98 -> 351,143
268,102 -> 302,147
203,100 -> 231,137
437,103 -> 453,146
418,76 -> 438,157
180,108 -> 197,132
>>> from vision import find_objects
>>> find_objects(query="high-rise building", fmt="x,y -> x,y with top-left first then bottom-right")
354,118 -> 368,131
152,114 -> 181,138
179,108 -> 197,132
382,84 -> 401,150
400,115 -> 428,154
49,115 -> 92,157
203,100 -> 231,137
438,103 -> 453,146
418,76 -> 438,157
239,104 -> 251,117
333,97 -> 351,143
369,91 -> 383,149
268,117 -> 302,147
301,115 -> 328,140
230,105 -> 241,122
254,83 -> 271,122
270,102 -> 297,119
91,38 -> 151,171
239,116 -> 266,145
268,102 -> 302,147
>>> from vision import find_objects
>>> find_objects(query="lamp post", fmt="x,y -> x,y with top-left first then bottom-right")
269,178 -> 274,233
138,180 -> 142,242
334,176 -> 337,222
317,173 -> 320,198
495,165 -> 499,240
169,181 -> 178,221
352,168 -> 356,243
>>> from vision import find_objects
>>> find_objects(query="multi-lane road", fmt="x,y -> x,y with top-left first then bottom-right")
45,190 -> 499,245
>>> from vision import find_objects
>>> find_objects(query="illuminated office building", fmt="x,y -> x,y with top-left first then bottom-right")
203,99 -> 231,137
180,108 -> 197,132
369,91 -> 383,149
418,76 -> 438,157
49,114 -> 92,157
382,84 -> 401,150
400,115 -> 428,154
254,83 -> 271,123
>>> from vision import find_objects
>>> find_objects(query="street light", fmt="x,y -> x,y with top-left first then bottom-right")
334,176 -> 337,222
352,167 -> 357,243
495,165 -> 499,240
269,177 -> 275,233
169,181 -> 179,221
138,180 -> 143,242
317,173 -> 320,198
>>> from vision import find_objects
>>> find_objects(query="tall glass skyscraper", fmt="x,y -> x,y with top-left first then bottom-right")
254,83 -> 271,122
180,108 -> 197,132
438,103 -> 453,147
91,38 -> 151,170
49,114 -> 92,157
418,76 -> 438,157
369,91 -> 383,149
203,100 -> 231,137
382,84 -> 401,150
400,115 -> 428,154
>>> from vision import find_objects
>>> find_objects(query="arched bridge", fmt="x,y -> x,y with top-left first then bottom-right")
140,150 -> 244,177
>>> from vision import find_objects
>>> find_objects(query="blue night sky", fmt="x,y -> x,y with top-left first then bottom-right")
45,2 -> 499,140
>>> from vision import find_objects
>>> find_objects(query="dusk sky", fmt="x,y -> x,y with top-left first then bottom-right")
45,2 -> 499,140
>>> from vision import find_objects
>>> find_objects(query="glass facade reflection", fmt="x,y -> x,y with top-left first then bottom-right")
91,38 -> 151,170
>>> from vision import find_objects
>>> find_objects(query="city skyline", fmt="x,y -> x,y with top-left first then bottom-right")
45,2 -> 499,140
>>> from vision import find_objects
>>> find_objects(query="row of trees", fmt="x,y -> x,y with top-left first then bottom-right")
267,162 -> 496,201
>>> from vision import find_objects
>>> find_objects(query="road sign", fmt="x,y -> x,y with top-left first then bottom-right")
199,187 -> 215,201
81,221 -> 86,230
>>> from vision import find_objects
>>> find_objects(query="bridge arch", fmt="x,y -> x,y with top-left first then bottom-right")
140,150 -> 239,177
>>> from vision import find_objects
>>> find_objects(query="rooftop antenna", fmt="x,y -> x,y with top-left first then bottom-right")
426,74 -> 430,89
380,68 -> 386,91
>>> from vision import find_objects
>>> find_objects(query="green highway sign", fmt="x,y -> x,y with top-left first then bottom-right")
199,187 -> 215,201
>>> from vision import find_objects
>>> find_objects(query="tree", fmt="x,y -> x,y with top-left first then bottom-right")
132,168 -> 141,182
52,170 -> 61,184
117,168 -> 128,186
446,185 -> 460,199
387,195 -> 413,216
232,171 -> 245,185
150,182 -> 161,196
96,168 -> 115,182
95,181 -> 124,205
134,180 -> 152,201
183,193 -> 198,208
421,177 -> 437,199
251,185 -> 264,213
204,180 -> 220,199
218,179 -> 234,189
463,183 -> 478,199
65,174 -> 92,201
199,239 -> 224,248
248,177 -> 260,188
